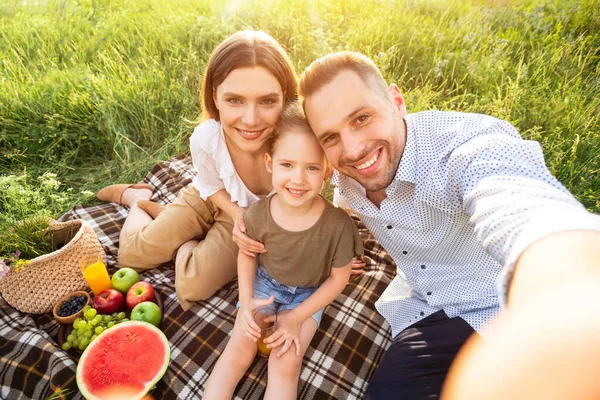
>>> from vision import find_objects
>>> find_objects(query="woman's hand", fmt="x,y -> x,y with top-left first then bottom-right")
232,208 -> 266,257
238,295 -> 275,341
350,255 -> 367,276
263,311 -> 303,357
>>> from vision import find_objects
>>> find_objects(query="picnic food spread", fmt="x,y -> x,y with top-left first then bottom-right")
59,266 -> 163,348
48,263 -> 168,399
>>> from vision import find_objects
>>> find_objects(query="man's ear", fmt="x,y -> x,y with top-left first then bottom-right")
264,152 -> 273,173
388,83 -> 406,118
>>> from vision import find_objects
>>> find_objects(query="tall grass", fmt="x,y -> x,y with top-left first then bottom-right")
1,0 -> 599,213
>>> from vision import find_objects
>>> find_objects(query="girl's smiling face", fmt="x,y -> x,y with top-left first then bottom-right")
213,66 -> 284,154
265,129 -> 328,209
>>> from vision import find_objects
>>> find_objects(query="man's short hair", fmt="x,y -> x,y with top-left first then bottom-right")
299,51 -> 389,101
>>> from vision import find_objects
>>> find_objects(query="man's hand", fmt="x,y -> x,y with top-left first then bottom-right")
232,209 -> 266,257
263,311 -> 303,357
238,295 -> 274,342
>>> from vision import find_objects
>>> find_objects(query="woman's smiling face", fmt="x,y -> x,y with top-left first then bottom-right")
213,66 -> 284,154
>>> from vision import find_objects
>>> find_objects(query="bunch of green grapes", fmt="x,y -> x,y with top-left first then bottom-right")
61,305 -> 128,351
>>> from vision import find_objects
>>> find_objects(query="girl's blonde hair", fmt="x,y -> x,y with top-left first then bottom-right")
201,30 -> 298,121
266,101 -> 332,177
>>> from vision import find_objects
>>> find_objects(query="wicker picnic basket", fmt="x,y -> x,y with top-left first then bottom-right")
0,219 -> 105,314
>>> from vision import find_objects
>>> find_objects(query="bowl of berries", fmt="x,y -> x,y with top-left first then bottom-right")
53,290 -> 91,324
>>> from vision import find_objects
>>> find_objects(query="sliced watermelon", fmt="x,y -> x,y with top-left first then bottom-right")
76,321 -> 170,400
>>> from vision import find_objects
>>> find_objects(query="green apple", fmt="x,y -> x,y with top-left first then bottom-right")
130,301 -> 162,327
111,267 -> 139,293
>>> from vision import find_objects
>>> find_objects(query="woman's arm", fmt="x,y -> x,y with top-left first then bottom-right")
208,188 -> 244,222
208,189 -> 266,256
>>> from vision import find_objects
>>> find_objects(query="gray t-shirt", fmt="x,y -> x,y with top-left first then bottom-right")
245,195 -> 363,287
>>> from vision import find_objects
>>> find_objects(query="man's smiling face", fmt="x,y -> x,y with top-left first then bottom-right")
304,69 -> 407,194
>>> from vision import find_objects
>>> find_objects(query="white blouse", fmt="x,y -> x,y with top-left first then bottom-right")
189,120 -> 261,208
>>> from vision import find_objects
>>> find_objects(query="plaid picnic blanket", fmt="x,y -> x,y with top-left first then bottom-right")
0,154 -> 397,400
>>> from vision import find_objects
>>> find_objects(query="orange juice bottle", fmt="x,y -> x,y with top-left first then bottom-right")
80,256 -> 112,295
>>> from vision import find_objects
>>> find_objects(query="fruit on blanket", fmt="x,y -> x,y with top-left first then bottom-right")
92,289 -> 125,314
111,267 -> 140,294
130,301 -> 162,327
65,307 -> 130,352
126,281 -> 155,309
76,321 -> 170,400
56,295 -> 88,317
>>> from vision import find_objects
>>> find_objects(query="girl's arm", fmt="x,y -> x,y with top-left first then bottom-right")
208,190 -> 266,256
237,251 -> 273,341
237,251 -> 258,305
290,263 -> 351,322
264,262 -> 352,356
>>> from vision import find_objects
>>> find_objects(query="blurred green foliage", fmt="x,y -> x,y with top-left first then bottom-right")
0,0 -> 598,212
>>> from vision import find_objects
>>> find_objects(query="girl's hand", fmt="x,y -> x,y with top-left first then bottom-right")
350,255 -> 366,276
263,312 -> 303,357
232,209 -> 266,257
239,295 -> 275,341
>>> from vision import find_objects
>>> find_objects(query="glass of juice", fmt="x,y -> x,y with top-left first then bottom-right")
79,255 -> 112,295
254,307 -> 277,357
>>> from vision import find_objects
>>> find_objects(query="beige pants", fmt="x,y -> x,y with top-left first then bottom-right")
118,184 -> 238,311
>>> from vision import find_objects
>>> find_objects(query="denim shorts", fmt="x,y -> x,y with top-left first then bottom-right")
238,265 -> 324,326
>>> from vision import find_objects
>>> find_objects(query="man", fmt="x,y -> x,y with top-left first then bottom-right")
299,51 -> 600,399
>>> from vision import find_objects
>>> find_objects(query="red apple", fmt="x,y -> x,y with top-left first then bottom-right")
126,281 -> 155,309
92,289 -> 125,314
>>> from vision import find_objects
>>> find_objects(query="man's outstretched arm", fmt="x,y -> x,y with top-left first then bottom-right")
442,229 -> 600,399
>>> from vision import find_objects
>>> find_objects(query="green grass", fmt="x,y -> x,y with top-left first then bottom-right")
1,0 -> 599,220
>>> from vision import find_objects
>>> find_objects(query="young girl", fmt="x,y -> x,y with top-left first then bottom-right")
96,30 -> 298,310
203,101 -> 363,399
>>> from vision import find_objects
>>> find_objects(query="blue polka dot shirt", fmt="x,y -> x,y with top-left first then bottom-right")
332,111 -> 600,338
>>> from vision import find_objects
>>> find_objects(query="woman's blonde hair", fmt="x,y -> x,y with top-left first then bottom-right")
201,30 -> 298,121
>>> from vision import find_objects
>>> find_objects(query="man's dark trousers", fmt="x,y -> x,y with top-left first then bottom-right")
365,310 -> 476,400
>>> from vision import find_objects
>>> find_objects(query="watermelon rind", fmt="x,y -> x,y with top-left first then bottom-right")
76,321 -> 170,400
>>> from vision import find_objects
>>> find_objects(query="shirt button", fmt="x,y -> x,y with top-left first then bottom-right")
402,251 -> 408,255
420,265 -> 426,269
420,311 -> 425,316
427,291 -> 432,296
386,225 -> 392,229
